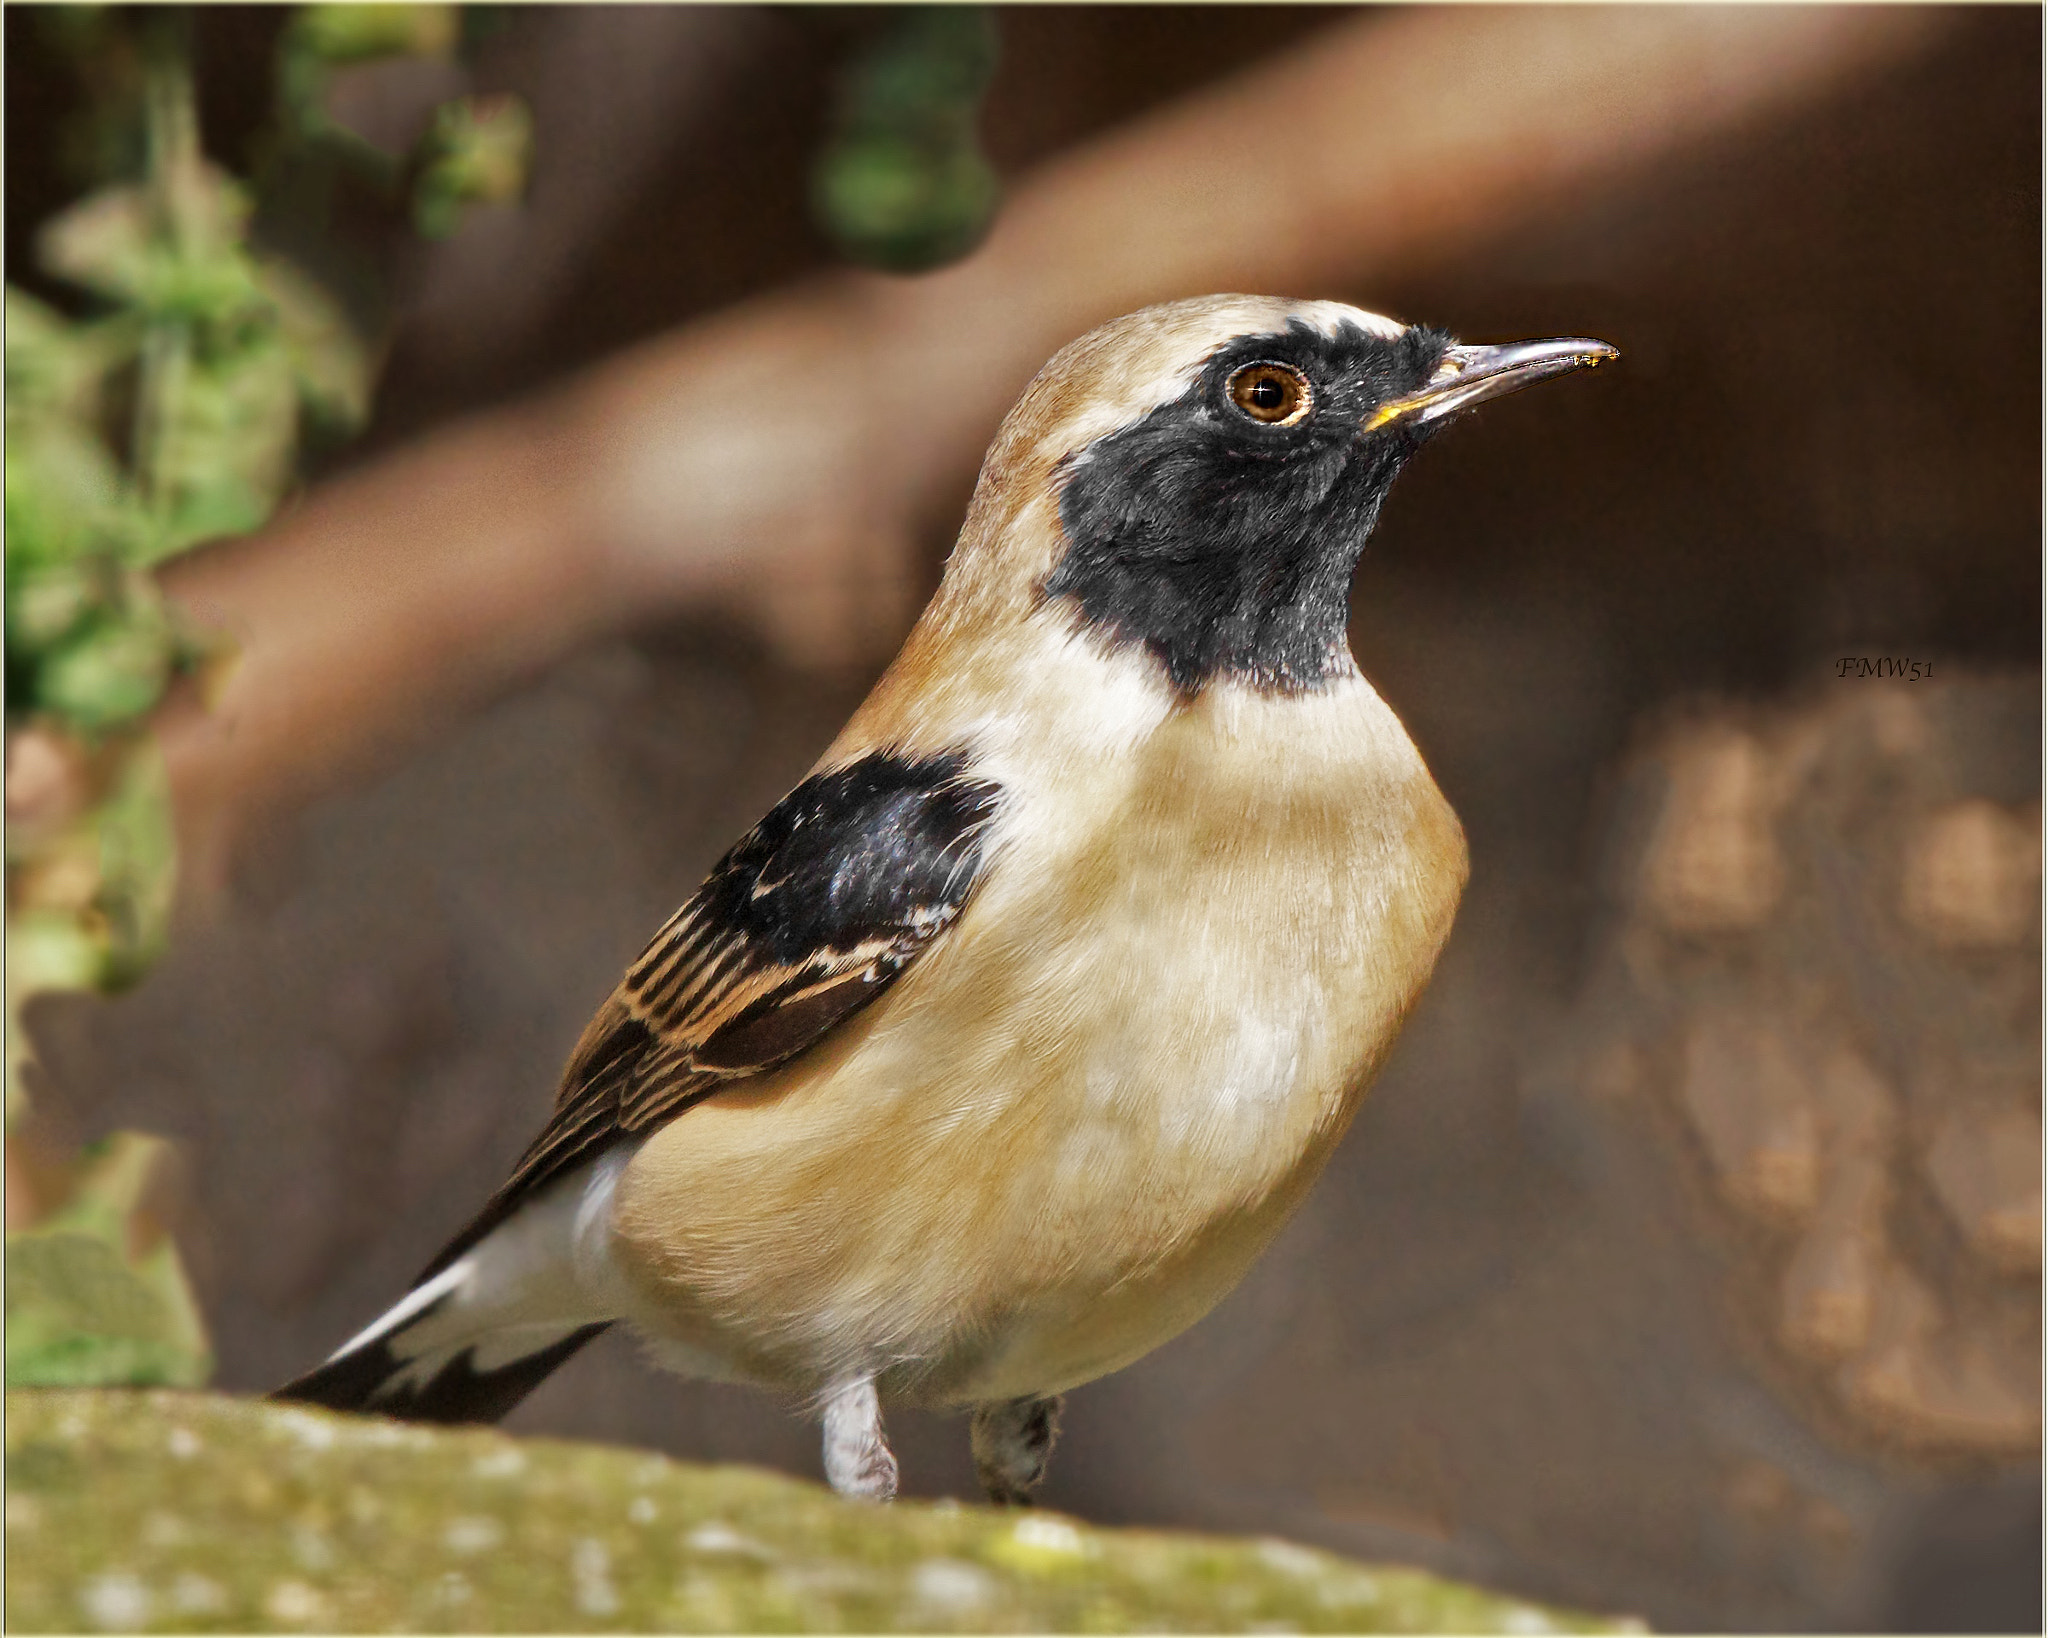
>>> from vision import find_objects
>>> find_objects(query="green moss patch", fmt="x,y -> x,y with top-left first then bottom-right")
6,1389 -> 1642,1633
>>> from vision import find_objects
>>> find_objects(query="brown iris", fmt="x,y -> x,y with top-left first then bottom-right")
1226,362 -> 1311,425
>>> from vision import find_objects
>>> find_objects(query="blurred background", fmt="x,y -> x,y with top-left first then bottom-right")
6,6 -> 2039,1632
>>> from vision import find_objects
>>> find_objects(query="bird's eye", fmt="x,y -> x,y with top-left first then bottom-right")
1226,363 -> 1311,426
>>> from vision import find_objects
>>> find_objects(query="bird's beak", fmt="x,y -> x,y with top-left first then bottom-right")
1364,337 -> 1618,433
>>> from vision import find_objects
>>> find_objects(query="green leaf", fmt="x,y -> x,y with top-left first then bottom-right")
840,7 -> 999,137
5,558 -> 110,655
34,184 -> 152,304
292,3 -> 460,65
815,8 -> 1002,273
37,173 -> 267,327
4,1234 -> 195,1387
133,326 -> 298,561
90,739 -> 179,988
3,287 -> 136,426
255,256 -> 374,434
3,421 -> 136,570
4,911 -> 106,997
3,294 -> 150,589
410,94 -> 534,240
35,617 -> 174,732
4,1133 -> 213,1389
814,136 -> 1000,273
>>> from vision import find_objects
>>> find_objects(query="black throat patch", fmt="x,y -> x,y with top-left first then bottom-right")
1044,318 -> 1450,695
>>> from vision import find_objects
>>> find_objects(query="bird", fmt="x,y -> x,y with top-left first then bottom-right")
275,295 -> 1614,1505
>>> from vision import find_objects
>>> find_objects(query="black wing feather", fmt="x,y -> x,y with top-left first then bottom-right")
418,751 -> 1001,1280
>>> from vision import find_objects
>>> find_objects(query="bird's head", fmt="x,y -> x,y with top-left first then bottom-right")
931,295 -> 1614,698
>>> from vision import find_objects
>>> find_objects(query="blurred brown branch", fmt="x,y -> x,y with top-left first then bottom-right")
155,5 -> 1950,902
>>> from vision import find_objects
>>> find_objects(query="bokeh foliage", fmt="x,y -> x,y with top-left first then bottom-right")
269,2 -> 531,245
5,3 -> 532,1389
813,7 -> 1001,273
6,1134 -> 211,1389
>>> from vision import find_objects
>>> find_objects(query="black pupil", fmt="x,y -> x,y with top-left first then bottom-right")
1249,376 -> 1286,410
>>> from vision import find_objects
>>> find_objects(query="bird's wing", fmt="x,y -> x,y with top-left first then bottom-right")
419,751 -> 1002,1278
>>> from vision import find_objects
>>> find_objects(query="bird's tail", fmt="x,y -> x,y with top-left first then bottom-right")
272,1294 -> 610,1424
273,1157 -> 623,1424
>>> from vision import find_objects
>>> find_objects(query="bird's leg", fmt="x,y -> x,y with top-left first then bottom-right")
970,1394 -> 1064,1506
821,1376 -> 899,1502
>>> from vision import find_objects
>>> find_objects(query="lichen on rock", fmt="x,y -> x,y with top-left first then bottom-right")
5,1388 -> 1642,1634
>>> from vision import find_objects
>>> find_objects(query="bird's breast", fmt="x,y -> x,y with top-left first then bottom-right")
947,666 -> 1466,1200
609,656 -> 1467,1401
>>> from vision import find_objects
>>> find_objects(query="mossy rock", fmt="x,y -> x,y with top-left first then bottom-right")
5,1389 -> 1643,1633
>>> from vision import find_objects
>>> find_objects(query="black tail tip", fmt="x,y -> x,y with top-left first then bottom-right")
271,1323 -> 611,1426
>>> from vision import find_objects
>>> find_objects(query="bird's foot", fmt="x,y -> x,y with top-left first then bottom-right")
971,1393 -> 1063,1506
822,1376 -> 899,1502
